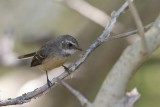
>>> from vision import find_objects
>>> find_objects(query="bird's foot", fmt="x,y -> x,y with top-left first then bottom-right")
62,65 -> 71,74
47,78 -> 52,88
45,70 -> 52,88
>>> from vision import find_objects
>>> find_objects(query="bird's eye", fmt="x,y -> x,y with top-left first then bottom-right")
68,43 -> 73,47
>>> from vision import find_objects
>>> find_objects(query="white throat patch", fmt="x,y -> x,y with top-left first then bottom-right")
64,49 -> 76,55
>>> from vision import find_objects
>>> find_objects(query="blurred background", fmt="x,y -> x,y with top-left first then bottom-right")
0,0 -> 160,107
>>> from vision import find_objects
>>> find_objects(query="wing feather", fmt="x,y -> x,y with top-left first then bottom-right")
30,50 -> 47,67
18,52 -> 36,59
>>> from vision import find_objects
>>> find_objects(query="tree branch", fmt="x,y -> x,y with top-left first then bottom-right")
62,0 -> 124,33
109,22 -> 153,40
128,0 -> 148,53
0,0 -> 132,106
57,78 -> 92,107
125,87 -> 141,107
93,16 -> 160,107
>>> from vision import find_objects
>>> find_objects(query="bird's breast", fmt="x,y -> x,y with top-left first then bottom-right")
38,56 -> 68,71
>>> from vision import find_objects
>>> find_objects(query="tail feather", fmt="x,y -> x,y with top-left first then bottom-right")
18,52 -> 36,59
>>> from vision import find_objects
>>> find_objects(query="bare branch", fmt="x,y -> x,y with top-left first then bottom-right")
0,0 -> 131,106
125,88 -> 141,107
61,0 -> 124,33
93,17 -> 160,107
128,0 -> 148,53
109,22 -> 153,40
57,78 -> 92,107
65,0 -> 110,27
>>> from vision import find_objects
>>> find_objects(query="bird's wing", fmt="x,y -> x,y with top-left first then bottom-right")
18,52 -> 36,59
30,48 -> 48,67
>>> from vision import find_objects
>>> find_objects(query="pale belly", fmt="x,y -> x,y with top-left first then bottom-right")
38,56 -> 68,71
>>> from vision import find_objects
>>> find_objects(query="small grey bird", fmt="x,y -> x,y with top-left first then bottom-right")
18,35 -> 82,87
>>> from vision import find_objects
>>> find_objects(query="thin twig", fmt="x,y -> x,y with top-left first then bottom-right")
57,78 -> 92,107
0,0 -> 132,106
128,0 -> 148,53
109,22 -> 153,40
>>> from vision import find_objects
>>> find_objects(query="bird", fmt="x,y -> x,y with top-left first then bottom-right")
18,35 -> 82,87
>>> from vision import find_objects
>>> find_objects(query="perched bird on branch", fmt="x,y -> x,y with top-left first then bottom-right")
18,35 -> 82,87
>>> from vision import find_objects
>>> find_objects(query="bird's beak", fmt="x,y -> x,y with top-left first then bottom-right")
76,47 -> 83,51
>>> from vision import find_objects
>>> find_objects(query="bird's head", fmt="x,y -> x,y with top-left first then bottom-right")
57,35 -> 82,56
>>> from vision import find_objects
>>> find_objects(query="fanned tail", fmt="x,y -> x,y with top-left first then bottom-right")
18,52 -> 36,59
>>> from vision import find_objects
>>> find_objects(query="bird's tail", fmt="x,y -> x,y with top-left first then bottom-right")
18,52 -> 36,59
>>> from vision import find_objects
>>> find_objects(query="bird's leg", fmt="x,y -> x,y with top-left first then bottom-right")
45,71 -> 52,88
62,65 -> 71,74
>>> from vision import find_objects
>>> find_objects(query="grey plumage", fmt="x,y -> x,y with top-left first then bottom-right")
18,34 -> 82,87
18,35 -> 82,67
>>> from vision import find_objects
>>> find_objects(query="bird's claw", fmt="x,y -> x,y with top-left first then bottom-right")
47,79 -> 52,88
62,65 -> 71,74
